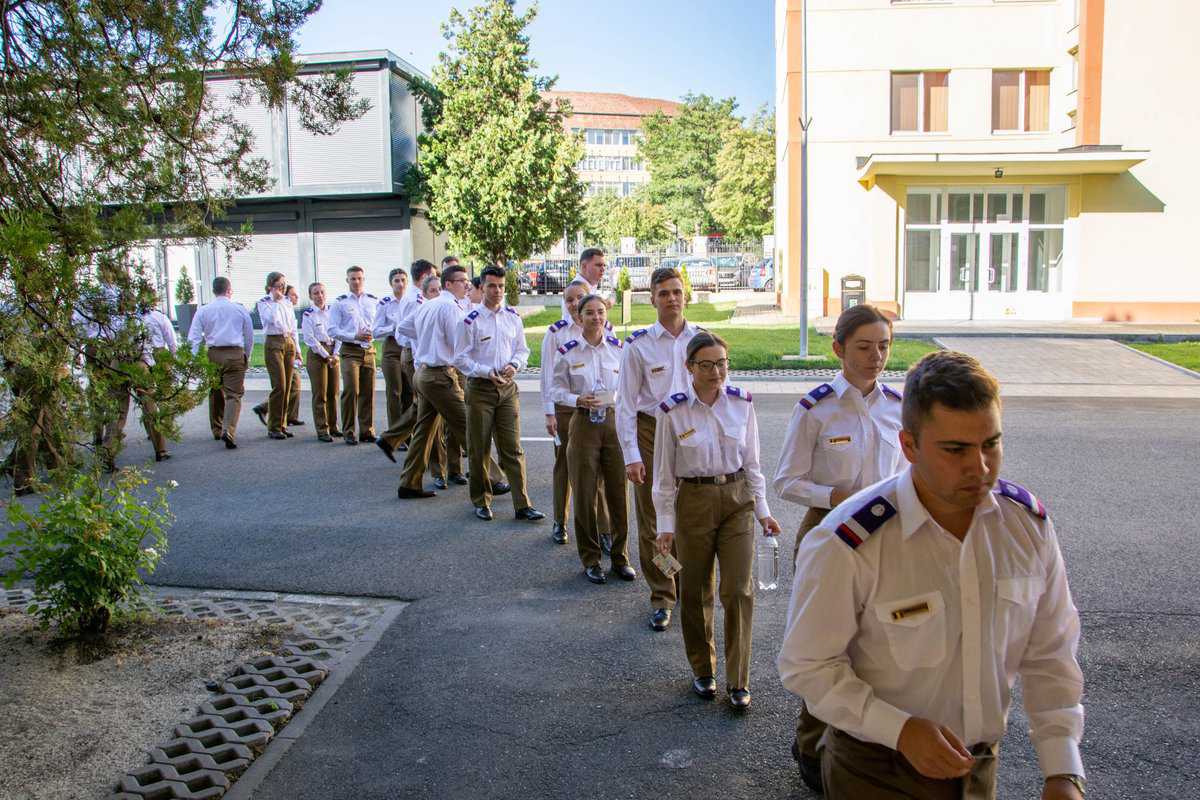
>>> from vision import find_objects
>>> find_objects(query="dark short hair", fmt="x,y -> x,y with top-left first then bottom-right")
212,276 -> 231,296
346,265 -> 364,276
480,265 -> 506,282
834,304 -> 892,345
686,331 -> 728,362
580,247 -> 604,266
578,293 -> 606,316
265,271 -> 285,292
441,255 -> 459,267
471,276 -> 482,289
650,267 -> 682,291
411,259 -> 437,283
307,282 -> 323,296
902,351 -> 1001,438
388,267 -> 407,284
442,263 -> 468,284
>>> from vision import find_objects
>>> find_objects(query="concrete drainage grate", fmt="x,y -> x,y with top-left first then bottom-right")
0,585 -> 402,800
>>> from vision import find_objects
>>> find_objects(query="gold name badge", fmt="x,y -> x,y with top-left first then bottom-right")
480,335 -> 492,342
571,362 -> 585,369
678,428 -> 696,440
827,435 -> 852,445
650,365 -> 666,374
891,602 -> 930,621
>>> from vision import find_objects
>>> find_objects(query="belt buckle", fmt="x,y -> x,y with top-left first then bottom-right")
714,474 -> 727,486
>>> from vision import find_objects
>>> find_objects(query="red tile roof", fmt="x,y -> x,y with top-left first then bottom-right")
543,91 -> 682,124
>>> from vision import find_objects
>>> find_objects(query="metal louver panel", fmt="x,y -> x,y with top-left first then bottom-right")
314,217 -> 411,300
288,71 -> 385,187
217,227 -> 300,308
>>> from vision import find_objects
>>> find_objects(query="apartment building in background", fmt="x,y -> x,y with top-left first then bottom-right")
543,91 -> 681,198
775,0 -> 1199,322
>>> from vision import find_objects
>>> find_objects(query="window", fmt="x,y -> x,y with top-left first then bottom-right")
992,69 -> 1050,132
891,72 -> 949,134
904,191 -> 942,292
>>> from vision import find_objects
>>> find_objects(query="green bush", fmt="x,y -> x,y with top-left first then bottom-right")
2,469 -> 173,637
679,265 -> 693,305
174,266 -> 195,305
616,266 -> 631,296
504,263 -> 520,306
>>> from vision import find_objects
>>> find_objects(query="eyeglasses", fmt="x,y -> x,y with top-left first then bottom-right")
690,359 -> 729,372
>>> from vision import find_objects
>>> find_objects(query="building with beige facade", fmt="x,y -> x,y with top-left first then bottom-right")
775,0 -> 1199,322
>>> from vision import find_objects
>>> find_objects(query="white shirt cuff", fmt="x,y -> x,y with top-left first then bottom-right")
862,700 -> 912,750
1036,737 -> 1085,779
754,498 -> 771,521
817,485 -> 835,509
656,512 -> 675,532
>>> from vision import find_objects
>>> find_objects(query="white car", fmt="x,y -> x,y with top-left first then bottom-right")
677,257 -> 717,290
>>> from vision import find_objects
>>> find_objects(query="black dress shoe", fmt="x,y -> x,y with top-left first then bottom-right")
288,419 -> 304,426
584,565 -> 607,584
213,433 -> 223,441
154,451 -> 171,462
728,688 -> 751,710
398,443 -> 409,451
650,608 -> 672,631
376,439 -> 396,463
475,506 -> 494,521
344,433 -> 358,445
552,522 -> 568,545
222,433 -> 238,450
14,485 -> 34,497
359,433 -> 377,444
692,677 -> 717,699
397,486 -> 436,499
432,476 -> 448,491
268,431 -> 287,440
491,481 -> 510,495
448,472 -> 468,486
599,533 -> 613,555
612,563 -> 636,581
794,746 -> 824,795
318,433 -> 333,443
282,430 -> 295,438
254,407 -> 267,427
514,507 -> 545,521
329,429 -> 342,437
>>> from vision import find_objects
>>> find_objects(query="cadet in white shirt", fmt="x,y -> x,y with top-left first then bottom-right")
301,282 -> 341,442
773,304 -> 906,789
616,266 -> 702,632
454,265 -> 544,522
254,272 -> 301,439
378,260 -> 439,464
328,265 -> 380,445
375,267 -> 414,448
540,282 -> 610,546
653,331 -> 781,710
778,351 -> 1085,800
187,276 -> 254,449
550,294 -> 634,585
141,302 -> 178,363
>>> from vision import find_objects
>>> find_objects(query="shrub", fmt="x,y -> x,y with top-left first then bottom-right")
679,265 -> 693,305
616,266 -> 631,301
504,263 -> 520,306
174,267 -> 195,305
2,469 -> 173,638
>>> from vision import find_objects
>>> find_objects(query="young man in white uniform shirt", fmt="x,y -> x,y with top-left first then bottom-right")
778,351 -> 1085,800
328,265 -> 379,445
187,276 -> 254,449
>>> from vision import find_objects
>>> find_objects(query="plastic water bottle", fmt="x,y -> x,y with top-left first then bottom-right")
756,535 -> 780,591
589,378 -> 607,424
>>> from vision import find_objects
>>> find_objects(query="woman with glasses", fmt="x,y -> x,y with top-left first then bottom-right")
550,294 -> 633,585
772,303 -> 904,792
653,331 -> 780,710
256,271 -> 301,440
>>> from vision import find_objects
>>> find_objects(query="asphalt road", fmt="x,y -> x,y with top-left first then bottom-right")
20,392 -> 1200,799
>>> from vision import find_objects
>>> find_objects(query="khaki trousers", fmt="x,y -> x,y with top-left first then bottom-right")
206,346 -> 247,441
6,363 -> 65,490
381,337 -> 414,434
399,366 -> 468,490
305,348 -> 340,435
263,334 -> 296,433
380,348 -> 447,478
675,478 -> 755,689
288,367 -> 301,422
565,409 -> 628,569
634,412 -> 678,609
822,728 -> 998,800
339,344 -> 376,438
103,362 -> 167,457
465,378 -> 530,510
793,506 -> 832,758
552,404 -> 610,531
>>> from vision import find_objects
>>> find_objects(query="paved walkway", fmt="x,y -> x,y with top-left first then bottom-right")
935,336 -> 1199,386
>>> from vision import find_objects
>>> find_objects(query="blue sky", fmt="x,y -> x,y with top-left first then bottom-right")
296,0 -> 775,116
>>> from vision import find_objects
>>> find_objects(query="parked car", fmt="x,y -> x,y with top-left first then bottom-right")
677,256 -> 717,290
749,257 -> 774,291
713,254 -> 749,289
537,259 -> 573,293
613,255 -> 652,291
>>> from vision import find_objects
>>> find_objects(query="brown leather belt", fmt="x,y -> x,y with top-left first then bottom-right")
680,470 -> 745,486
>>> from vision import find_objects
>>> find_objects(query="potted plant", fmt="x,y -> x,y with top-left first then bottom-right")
173,266 -> 197,340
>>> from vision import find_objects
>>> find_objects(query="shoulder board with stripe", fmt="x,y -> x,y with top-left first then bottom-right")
303,307 -> 314,315
416,295 -> 424,304
557,339 -> 579,356
625,328 -> 649,344
725,385 -> 752,402
994,479 -> 1047,520
260,295 -> 270,302
605,335 -> 622,348
464,309 -> 480,326
379,296 -> 393,304
336,294 -> 348,301
605,320 -> 613,331
798,383 -> 835,410
505,307 -> 519,315
366,293 -> 377,299
834,496 -> 898,550
882,384 -> 902,401
658,391 -> 689,413
549,319 -> 569,334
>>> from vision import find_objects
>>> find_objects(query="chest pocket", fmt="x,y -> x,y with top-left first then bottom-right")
873,591 -> 946,670
818,424 -> 863,480
995,576 -> 1043,667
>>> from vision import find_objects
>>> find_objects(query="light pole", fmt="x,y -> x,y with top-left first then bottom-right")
798,0 -> 812,357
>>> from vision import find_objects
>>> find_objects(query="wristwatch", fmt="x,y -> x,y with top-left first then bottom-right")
1049,774 -> 1086,796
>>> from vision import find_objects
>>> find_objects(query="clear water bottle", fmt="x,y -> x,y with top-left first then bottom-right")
589,378 -> 607,424
756,534 -> 780,591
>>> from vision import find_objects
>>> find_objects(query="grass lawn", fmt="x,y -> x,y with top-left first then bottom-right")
519,301 -> 736,330
1129,342 -> 1200,372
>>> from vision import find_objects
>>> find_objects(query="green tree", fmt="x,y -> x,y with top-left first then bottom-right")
414,0 -> 584,267
708,109 -> 776,239
580,189 -> 671,249
639,94 -> 738,237
174,266 -> 196,306
0,0 -> 365,483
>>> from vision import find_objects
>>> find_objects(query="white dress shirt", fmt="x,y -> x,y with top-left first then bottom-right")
774,373 -> 905,510
540,318 -> 579,414
550,333 -> 622,409
652,384 -> 771,532
615,320 -> 702,465
255,295 -> 301,351
777,467 -> 1085,779
328,291 -> 380,351
301,305 -> 339,360
373,291 -> 411,346
411,292 -> 466,369
74,283 -> 125,341
187,296 -> 254,353
454,303 -> 530,379
142,309 -> 178,353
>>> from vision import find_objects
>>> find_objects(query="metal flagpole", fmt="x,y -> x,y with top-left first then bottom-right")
798,0 -> 811,357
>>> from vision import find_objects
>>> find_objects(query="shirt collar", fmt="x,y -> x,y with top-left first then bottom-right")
651,319 -> 696,340
896,466 -> 1001,540
832,372 -> 852,398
